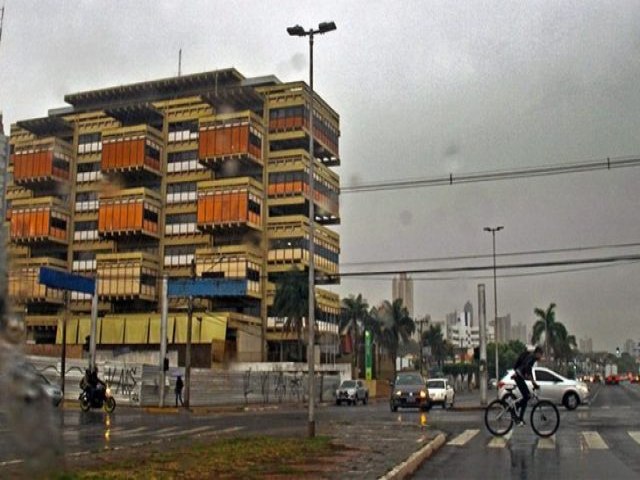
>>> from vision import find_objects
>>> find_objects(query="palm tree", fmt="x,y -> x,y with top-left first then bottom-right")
340,294 -> 369,378
422,324 -> 447,368
272,267 -> 308,361
531,303 -> 576,366
373,299 -> 415,378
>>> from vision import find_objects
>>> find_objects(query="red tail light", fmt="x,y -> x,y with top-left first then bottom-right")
497,381 -> 505,389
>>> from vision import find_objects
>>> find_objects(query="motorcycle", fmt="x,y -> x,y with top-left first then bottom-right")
79,383 -> 116,413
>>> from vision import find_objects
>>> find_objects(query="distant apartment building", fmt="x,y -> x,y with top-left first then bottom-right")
511,322 -> 528,344
579,337 -> 593,354
624,338 -> 636,355
496,314 -> 512,343
6,69 -> 342,364
446,307 -> 479,350
392,273 -> 414,318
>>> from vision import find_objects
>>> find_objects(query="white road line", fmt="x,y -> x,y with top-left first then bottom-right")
628,431 -> 640,445
0,459 -> 24,467
447,429 -> 479,446
487,430 -> 512,448
179,425 -> 216,436
537,435 -> 556,450
582,431 -> 608,450
154,426 -> 180,435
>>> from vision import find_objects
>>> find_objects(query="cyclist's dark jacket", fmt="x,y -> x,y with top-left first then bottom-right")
514,351 -> 536,379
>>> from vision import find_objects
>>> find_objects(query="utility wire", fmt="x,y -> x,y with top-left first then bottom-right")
333,253 -> 640,278
341,155 -> 640,193
340,241 -> 640,267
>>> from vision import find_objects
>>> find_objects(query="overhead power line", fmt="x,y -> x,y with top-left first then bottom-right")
332,253 -> 640,279
340,241 -> 640,268
341,155 -> 640,193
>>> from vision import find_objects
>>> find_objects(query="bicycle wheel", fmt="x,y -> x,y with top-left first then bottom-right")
484,399 -> 514,436
530,400 -> 559,438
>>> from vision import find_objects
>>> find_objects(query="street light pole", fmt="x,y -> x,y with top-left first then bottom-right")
484,226 -> 503,392
287,20 -> 336,439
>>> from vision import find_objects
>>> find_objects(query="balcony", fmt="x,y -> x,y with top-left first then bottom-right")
8,258 -> 67,305
12,137 -> 72,189
194,245 -> 263,298
98,188 -> 161,239
263,84 -> 340,164
96,252 -> 159,302
101,125 -> 163,178
268,151 -> 340,225
267,215 -> 339,283
9,197 -> 70,245
198,111 -> 264,170
197,177 -> 263,232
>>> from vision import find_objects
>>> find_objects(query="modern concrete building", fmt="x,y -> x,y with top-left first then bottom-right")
392,272 -> 414,318
0,113 -> 8,300
511,322 -> 528,345
446,307 -> 479,350
496,314 -> 512,343
6,69 -> 341,365
579,337 -> 593,354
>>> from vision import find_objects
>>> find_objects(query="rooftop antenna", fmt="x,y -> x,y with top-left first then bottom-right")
178,48 -> 182,77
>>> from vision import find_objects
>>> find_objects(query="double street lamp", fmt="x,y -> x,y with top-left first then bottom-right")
484,226 -> 503,391
287,20 -> 337,439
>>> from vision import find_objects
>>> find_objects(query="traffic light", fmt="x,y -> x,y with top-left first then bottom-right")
83,335 -> 90,352
616,347 -> 621,358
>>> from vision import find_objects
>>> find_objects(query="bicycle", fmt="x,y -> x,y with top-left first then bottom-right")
484,385 -> 560,438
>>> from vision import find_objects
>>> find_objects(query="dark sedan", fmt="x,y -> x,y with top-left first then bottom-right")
390,372 -> 431,412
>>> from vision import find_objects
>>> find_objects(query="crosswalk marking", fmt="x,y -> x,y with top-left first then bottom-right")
488,431 -> 512,449
581,431 -> 608,450
447,429 -> 479,446
537,435 -> 556,449
180,425 -> 216,436
155,426 -> 180,435
628,431 -> 640,445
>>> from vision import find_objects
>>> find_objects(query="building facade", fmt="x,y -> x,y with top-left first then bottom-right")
578,337 -> 593,354
392,273 -> 414,318
511,322 -> 528,345
6,69 -> 341,364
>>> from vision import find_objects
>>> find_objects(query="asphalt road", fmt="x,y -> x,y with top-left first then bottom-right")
415,382 -> 640,479
2,382 -> 639,479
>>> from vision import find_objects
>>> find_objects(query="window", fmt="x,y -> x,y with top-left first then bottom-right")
167,150 -> 202,173
167,182 -> 197,204
535,370 -> 561,382
168,121 -> 199,142
78,132 -> 102,154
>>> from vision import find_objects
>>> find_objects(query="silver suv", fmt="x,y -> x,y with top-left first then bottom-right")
336,379 -> 369,405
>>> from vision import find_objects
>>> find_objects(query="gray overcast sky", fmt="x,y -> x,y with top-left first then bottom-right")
2,1 -> 640,352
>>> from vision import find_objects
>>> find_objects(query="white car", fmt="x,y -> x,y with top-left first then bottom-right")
426,378 -> 455,409
498,367 -> 589,410
335,379 -> 369,405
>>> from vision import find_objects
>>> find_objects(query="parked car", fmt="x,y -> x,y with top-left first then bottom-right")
335,379 -> 369,405
390,372 -> 431,412
498,367 -> 589,410
426,378 -> 455,409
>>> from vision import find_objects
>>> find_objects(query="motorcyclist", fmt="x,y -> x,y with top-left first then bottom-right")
83,366 -> 106,405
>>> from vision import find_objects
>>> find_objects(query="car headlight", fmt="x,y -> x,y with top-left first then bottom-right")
106,387 -> 112,395
420,390 -> 427,398
396,390 -> 403,396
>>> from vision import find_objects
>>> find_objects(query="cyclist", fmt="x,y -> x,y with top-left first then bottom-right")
512,345 -> 544,426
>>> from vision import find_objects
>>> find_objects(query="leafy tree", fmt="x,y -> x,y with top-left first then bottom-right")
272,267 -> 308,361
340,294 -> 370,377
371,299 -> 415,378
487,340 -> 527,378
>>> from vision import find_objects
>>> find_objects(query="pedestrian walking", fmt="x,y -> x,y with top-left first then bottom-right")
175,375 -> 184,407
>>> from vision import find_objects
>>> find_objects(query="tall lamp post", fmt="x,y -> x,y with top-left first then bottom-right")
484,226 -> 503,392
287,21 -> 337,438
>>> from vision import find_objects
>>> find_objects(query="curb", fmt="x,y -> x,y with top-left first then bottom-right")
378,432 -> 447,480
